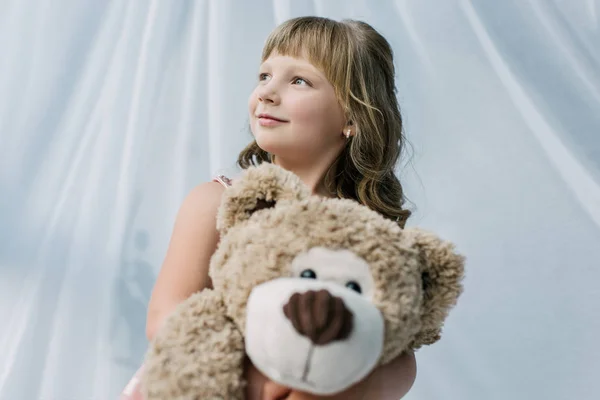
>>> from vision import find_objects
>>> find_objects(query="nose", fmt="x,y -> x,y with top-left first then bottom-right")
256,83 -> 280,105
283,289 -> 354,346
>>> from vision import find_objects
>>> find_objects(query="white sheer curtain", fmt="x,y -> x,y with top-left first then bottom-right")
0,1 -> 598,399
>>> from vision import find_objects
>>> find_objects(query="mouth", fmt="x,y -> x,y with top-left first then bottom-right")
257,113 -> 288,123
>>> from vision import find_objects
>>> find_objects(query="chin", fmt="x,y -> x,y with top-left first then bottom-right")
253,131 -> 288,157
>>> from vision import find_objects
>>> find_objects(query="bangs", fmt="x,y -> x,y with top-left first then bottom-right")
261,17 -> 353,105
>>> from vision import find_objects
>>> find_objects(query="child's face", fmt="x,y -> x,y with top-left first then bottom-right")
248,52 -> 346,163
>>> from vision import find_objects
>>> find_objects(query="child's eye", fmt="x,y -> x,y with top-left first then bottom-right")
292,77 -> 310,86
259,73 -> 270,81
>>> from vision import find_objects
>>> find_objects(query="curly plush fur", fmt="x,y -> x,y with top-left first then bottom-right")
141,163 -> 465,399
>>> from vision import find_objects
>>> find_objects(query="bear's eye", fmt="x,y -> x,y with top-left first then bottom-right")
300,269 -> 317,279
345,281 -> 362,294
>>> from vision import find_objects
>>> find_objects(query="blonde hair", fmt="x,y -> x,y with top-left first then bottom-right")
237,16 -> 412,227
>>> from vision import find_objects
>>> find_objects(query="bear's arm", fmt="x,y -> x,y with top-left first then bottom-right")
142,290 -> 246,400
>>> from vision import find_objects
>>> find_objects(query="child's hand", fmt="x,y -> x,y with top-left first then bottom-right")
243,359 -> 369,400
119,366 -> 145,400
244,352 -> 416,400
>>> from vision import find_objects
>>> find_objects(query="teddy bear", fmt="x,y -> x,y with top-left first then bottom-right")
140,163 -> 465,399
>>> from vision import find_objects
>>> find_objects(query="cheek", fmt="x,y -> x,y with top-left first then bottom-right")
289,95 -> 343,134
248,90 -> 258,114
248,91 -> 259,135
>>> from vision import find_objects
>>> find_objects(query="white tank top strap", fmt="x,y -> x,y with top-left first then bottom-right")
213,174 -> 233,188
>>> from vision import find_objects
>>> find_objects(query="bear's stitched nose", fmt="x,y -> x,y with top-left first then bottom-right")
282,289 -> 353,345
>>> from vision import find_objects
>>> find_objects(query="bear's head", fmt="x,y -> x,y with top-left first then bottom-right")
208,163 -> 465,395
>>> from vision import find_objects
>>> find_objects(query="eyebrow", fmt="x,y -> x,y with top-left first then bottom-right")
260,62 -> 324,82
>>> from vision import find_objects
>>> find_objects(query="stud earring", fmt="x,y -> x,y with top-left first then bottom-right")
344,129 -> 351,139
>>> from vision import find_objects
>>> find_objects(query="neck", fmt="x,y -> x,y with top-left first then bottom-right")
272,154 -> 336,198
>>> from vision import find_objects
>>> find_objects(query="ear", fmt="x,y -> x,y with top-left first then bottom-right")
402,227 -> 466,350
216,163 -> 311,235
343,119 -> 356,138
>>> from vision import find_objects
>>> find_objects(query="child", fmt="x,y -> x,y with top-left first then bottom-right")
122,16 -> 416,399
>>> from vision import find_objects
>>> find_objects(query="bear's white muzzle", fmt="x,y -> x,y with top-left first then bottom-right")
245,277 -> 384,395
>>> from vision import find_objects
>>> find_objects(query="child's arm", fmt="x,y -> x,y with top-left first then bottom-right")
306,352 -> 416,400
145,181 -> 226,340
361,351 -> 417,399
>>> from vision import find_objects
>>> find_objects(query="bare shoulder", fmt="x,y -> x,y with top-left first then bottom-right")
179,181 -> 227,219
146,180 -> 227,340
166,181 -> 227,251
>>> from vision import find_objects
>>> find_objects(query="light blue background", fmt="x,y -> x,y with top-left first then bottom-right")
1,1 -> 598,399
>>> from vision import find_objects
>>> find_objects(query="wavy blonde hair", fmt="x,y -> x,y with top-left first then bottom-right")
237,16 -> 412,227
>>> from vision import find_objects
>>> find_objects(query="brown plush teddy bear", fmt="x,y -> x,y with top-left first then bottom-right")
141,163 -> 465,399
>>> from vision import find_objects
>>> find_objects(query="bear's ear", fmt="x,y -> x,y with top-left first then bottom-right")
402,227 -> 466,350
216,163 -> 311,235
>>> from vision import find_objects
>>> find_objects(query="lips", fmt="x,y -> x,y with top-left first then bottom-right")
257,113 -> 288,122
